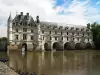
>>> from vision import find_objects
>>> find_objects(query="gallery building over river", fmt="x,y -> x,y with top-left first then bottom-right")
7,12 -> 94,51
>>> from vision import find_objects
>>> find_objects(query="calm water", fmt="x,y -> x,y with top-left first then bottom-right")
1,50 -> 100,75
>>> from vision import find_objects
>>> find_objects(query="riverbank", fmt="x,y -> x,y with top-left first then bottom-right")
0,62 -> 19,75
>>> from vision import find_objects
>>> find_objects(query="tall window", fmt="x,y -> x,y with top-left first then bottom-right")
67,32 -> 68,35
83,33 -> 84,36
61,32 -> 63,35
50,37 -> 52,40
55,37 -> 57,40
67,37 -> 68,40
42,30 -> 44,34
15,35 -> 18,40
77,32 -> 79,36
72,32 -> 74,35
62,37 -> 63,40
77,38 -> 79,41
23,28 -> 27,32
88,33 -> 89,36
16,29 -> 18,32
23,34 -> 27,40
73,38 -> 74,40
31,36 -> 33,40
31,29 -> 33,33
88,38 -> 89,41
43,36 -> 44,40
50,31 -> 51,34
55,31 -> 57,34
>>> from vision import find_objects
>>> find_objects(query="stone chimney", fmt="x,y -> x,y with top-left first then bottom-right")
26,12 -> 29,16
21,12 -> 23,16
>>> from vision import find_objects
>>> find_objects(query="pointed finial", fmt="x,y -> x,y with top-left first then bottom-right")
8,12 -> 12,21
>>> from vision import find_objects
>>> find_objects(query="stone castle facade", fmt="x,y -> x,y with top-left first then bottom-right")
7,12 -> 94,51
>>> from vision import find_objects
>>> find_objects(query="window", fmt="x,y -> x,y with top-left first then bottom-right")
77,38 -> 79,41
67,32 -> 68,35
72,32 -> 74,35
31,29 -> 33,33
77,32 -> 79,35
50,37 -> 52,40
13,23 -> 15,25
16,29 -> 18,32
20,22 -> 22,25
31,36 -> 33,40
55,37 -> 57,40
67,37 -> 68,40
23,34 -> 27,40
50,31 -> 51,34
25,22 -> 27,26
88,38 -> 89,41
23,28 -> 27,32
15,35 -> 18,40
62,37 -> 63,40
83,33 -> 84,36
16,22 -> 18,25
73,38 -> 74,40
55,31 -> 57,34
42,30 -> 44,34
43,36 -> 44,40
88,33 -> 89,36
61,32 -> 63,35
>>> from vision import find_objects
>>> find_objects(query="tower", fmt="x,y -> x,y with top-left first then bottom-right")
7,12 -> 12,44
36,16 -> 42,50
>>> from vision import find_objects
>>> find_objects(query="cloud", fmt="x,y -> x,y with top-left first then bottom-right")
0,0 -> 100,37
96,1 -> 100,5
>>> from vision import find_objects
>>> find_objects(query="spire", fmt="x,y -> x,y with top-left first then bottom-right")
8,12 -> 12,22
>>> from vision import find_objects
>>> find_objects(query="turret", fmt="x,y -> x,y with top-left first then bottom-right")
8,12 -> 12,22
7,12 -> 12,44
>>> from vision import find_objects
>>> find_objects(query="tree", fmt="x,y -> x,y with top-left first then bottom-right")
87,22 -> 100,49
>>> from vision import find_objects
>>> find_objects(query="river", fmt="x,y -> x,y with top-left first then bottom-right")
1,50 -> 100,75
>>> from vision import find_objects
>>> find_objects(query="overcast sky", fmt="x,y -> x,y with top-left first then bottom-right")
0,0 -> 100,37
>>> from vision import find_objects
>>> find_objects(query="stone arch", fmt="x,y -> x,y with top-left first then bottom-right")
75,42 -> 86,50
64,42 -> 75,50
86,42 -> 92,49
75,43 -> 81,50
22,43 -> 27,51
52,42 -> 60,50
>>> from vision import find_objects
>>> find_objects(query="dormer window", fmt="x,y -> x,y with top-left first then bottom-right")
71,27 -> 74,30
76,28 -> 79,31
65,27 -> 68,30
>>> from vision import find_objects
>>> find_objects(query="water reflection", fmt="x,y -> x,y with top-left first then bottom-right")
8,50 -> 100,75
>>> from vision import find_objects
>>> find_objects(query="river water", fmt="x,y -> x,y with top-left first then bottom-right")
1,50 -> 100,75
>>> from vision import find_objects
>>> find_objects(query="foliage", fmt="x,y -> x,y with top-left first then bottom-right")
87,22 -> 100,49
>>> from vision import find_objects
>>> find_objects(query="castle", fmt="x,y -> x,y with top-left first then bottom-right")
7,12 -> 94,51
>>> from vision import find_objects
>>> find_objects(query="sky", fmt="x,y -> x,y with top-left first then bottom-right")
0,0 -> 100,37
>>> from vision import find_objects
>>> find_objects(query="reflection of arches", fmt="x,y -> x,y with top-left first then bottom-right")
86,43 -> 92,49
44,43 -> 48,51
64,42 -> 75,50
22,43 -> 27,51
75,43 -> 81,50
53,42 -> 60,50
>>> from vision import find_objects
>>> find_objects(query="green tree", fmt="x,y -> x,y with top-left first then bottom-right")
87,22 -> 100,49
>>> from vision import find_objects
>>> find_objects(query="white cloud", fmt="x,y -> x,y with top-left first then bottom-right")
0,0 -> 100,37
96,1 -> 100,5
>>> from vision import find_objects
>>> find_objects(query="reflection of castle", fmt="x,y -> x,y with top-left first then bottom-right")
8,51 -> 94,75
7,12 -> 94,51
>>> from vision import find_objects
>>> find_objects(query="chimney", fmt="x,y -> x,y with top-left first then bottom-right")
26,12 -> 29,16
21,12 -> 23,16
